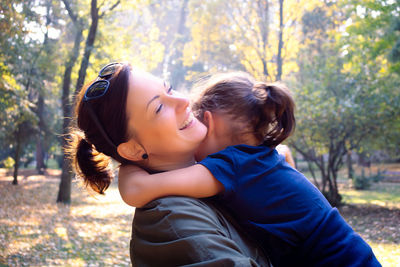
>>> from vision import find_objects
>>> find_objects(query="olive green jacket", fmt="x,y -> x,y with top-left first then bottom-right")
130,196 -> 271,267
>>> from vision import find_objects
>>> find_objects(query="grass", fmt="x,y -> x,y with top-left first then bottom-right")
341,182 -> 400,209
1,167 -> 399,266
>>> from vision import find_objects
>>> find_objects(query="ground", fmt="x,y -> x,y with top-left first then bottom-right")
0,168 -> 399,266
338,179 -> 400,266
0,169 -> 133,266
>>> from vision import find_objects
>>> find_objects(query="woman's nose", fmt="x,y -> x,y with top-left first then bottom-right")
170,93 -> 190,113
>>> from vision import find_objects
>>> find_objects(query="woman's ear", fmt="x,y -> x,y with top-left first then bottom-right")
117,139 -> 146,162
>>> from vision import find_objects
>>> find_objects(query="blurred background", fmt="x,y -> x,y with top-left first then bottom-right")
0,0 -> 399,266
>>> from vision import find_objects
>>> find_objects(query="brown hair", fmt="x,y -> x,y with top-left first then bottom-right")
69,64 -> 132,194
192,72 -> 295,147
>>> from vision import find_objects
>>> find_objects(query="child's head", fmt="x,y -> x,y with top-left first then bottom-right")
192,72 -> 295,160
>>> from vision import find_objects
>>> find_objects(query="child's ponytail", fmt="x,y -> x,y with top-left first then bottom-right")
72,132 -> 113,194
254,82 -> 295,147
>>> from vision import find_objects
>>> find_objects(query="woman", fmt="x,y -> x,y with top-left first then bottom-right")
117,72 -> 379,267
71,63 -> 271,266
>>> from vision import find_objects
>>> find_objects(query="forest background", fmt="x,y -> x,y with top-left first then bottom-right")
0,0 -> 399,265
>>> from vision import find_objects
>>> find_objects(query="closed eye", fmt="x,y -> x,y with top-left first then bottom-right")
166,82 -> 173,94
155,83 -> 173,114
156,104 -> 163,114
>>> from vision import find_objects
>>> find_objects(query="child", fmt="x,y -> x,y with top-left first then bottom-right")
119,72 -> 380,266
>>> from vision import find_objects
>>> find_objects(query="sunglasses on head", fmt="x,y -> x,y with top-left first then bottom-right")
83,62 -> 123,102
83,62 -> 124,152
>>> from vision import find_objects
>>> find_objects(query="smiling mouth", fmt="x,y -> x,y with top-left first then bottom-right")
179,112 -> 195,130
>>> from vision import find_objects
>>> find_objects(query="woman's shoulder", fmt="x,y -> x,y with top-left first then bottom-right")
138,196 -> 216,214
134,196 -> 222,232
132,196 -> 272,266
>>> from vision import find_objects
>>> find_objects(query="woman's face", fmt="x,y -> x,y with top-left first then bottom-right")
125,70 -> 207,169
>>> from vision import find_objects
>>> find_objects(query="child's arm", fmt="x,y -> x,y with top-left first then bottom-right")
118,164 -> 224,208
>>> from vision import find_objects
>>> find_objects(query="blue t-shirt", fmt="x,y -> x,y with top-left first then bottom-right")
199,144 -> 380,267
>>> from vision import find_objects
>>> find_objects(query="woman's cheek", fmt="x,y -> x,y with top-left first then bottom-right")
193,120 -> 207,143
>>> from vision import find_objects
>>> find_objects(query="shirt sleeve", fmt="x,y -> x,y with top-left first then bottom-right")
131,196 -> 271,267
198,147 -> 237,199
301,208 -> 381,267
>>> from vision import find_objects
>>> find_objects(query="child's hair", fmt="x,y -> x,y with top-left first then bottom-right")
192,72 -> 295,147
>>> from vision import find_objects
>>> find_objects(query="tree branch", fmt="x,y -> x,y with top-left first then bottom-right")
99,0 -> 120,18
61,0 -> 78,24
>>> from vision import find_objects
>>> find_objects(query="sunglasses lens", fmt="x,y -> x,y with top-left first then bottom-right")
86,80 -> 109,98
99,63 -> 121,78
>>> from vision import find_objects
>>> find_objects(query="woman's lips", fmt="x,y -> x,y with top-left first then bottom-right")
179,112 -> 195,130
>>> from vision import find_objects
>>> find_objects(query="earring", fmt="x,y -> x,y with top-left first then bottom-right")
142,153 -> 148,160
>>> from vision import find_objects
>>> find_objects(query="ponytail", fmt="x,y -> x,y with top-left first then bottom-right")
70,63 -> 132,195
72,132 -> 113,194
254,83 -> 295,147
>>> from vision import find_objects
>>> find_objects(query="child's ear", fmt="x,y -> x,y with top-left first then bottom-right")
117,139 -> 146,162
203,111 -> 216,137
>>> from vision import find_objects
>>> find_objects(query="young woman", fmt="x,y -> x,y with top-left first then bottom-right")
70,63 -> 271,266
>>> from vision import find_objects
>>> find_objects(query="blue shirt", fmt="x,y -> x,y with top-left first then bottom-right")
199,144 -> 380,267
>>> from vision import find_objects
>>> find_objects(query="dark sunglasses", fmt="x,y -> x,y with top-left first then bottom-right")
83,62 -> 123,102
83,62 -> 124,151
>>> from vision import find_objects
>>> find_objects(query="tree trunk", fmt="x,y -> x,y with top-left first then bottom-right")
324,189 -> 342,207
322,151 -> 344,206
276,0 -> 284,81
325,177 -> 342,207
75,0 -> 99,93
12,126 -> 22,185
36,95 -> 46,174
57,0 -> 119,203
306,160 -> 319,188
260,0 -> 270,78
347,150 -> 353,179
169,0 -> 189,89
57,155 -> 72,203
319,155 -> 327,192
36,136 -> 45,174
57,20 -> 83,204
26,1 -> 51,175
291,144 -> 343,207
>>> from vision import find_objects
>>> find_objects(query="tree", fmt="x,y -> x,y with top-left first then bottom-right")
57,0 -> 121,204
0,68 -> 37,184
290,1 -> 400,206
56,0 -> 84,203
0,1 -> 41,183
183,0 -> 316,82
341,0 -> 400,159
74,0 -> 121,92
147,0 -> 191,90
276,0 -> 284,81
26,0 -> 64,174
